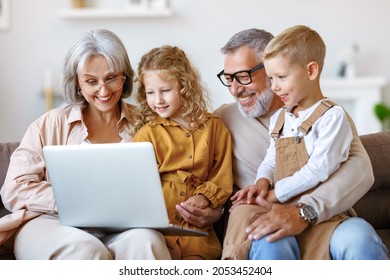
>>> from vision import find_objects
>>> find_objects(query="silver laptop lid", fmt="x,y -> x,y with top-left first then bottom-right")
44,142 -> 170,228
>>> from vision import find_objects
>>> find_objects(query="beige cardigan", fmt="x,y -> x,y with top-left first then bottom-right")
0,101 -> 136,244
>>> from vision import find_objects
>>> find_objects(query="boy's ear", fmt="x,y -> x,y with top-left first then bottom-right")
307,61 -> 319,80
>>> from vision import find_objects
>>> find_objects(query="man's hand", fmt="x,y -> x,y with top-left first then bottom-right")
176,202 -> 222,228
245,203 -> 309,242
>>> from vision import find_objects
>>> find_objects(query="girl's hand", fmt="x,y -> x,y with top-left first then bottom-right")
185,194 -> 210,209
175,202 -> 222,228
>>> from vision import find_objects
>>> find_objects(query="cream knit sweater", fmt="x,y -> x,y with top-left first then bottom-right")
214,103 -> 274,188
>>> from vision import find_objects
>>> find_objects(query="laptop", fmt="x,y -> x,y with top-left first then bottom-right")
43,142 -> 208,236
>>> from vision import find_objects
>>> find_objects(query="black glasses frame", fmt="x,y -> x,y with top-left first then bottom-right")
217,63 -> 264,87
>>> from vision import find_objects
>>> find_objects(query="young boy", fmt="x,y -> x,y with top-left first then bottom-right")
229,25 -> 354,259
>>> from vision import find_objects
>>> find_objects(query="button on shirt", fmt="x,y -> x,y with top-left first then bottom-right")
133,114 -> 232,210
256,100 -> 353,203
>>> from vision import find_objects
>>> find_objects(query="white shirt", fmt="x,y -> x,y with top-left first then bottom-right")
255,99 -> 353,203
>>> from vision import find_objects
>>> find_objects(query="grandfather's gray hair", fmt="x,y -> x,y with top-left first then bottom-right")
221,28 -> 274,61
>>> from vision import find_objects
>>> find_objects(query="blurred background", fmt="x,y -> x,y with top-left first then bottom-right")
1,0 -> 389,142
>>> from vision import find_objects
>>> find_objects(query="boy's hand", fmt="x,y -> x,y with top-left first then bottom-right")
262,189 -> 278,204
231,178 -> 271,208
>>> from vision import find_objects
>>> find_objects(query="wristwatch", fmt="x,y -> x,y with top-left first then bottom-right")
296,203 -> 318,224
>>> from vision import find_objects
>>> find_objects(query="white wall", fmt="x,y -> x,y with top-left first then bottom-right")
1,0 -> 390,142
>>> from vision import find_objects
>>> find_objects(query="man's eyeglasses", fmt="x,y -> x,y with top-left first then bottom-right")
217,63 -> 264,87
79,75 -> 126,94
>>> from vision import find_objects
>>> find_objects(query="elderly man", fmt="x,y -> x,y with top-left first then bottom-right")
213,28 -> 388,260
175,28 -> 387,260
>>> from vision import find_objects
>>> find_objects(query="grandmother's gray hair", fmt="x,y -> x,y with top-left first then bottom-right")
62,29 -> 134,106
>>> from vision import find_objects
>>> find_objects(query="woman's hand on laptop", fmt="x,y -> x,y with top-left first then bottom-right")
176,202 -> 222,228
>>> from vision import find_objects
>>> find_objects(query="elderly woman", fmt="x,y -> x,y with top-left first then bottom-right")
0,29 -> 171,259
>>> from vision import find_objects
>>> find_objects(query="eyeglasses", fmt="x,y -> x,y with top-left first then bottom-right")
217,63 -> 264,87
79,75 -> 126,94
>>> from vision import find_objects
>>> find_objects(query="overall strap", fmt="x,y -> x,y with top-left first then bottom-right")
298,99 -> 336,135
271,108 -> 287,139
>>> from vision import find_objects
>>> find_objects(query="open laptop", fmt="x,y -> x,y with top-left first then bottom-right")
43,142 -> 208,236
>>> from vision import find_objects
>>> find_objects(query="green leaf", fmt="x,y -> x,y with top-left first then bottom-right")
374,103 -> 390,122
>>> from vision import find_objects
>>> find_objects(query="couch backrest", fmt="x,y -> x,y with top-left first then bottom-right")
354,131 -> 390,229
359,131 -> 390,191
0,142 -> 19,216
1,134 -> 388,189
0,132 -> 389,228
0,142 -> 19,185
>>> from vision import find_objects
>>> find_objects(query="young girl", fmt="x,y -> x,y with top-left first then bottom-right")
132,45 -> 233,260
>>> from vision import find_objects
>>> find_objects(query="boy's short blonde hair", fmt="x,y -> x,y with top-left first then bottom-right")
263,25 -> 326,73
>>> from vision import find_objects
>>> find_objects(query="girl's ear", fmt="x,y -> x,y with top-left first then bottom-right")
307,61 -> 319,80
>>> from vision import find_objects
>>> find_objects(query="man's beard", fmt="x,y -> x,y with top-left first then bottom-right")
237,87 -> 274,118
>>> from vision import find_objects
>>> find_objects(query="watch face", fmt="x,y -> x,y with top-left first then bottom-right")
302,205 -> 317,222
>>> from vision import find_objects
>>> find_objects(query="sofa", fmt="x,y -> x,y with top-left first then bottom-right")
0,132 -> 389,259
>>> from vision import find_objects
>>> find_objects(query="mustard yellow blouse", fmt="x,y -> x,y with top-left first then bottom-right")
132,113 -> 233,259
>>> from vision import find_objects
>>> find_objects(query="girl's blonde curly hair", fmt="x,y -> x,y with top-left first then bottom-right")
130,45 -> 210,136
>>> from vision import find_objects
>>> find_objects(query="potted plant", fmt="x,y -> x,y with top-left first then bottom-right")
374,102 -> 390,131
